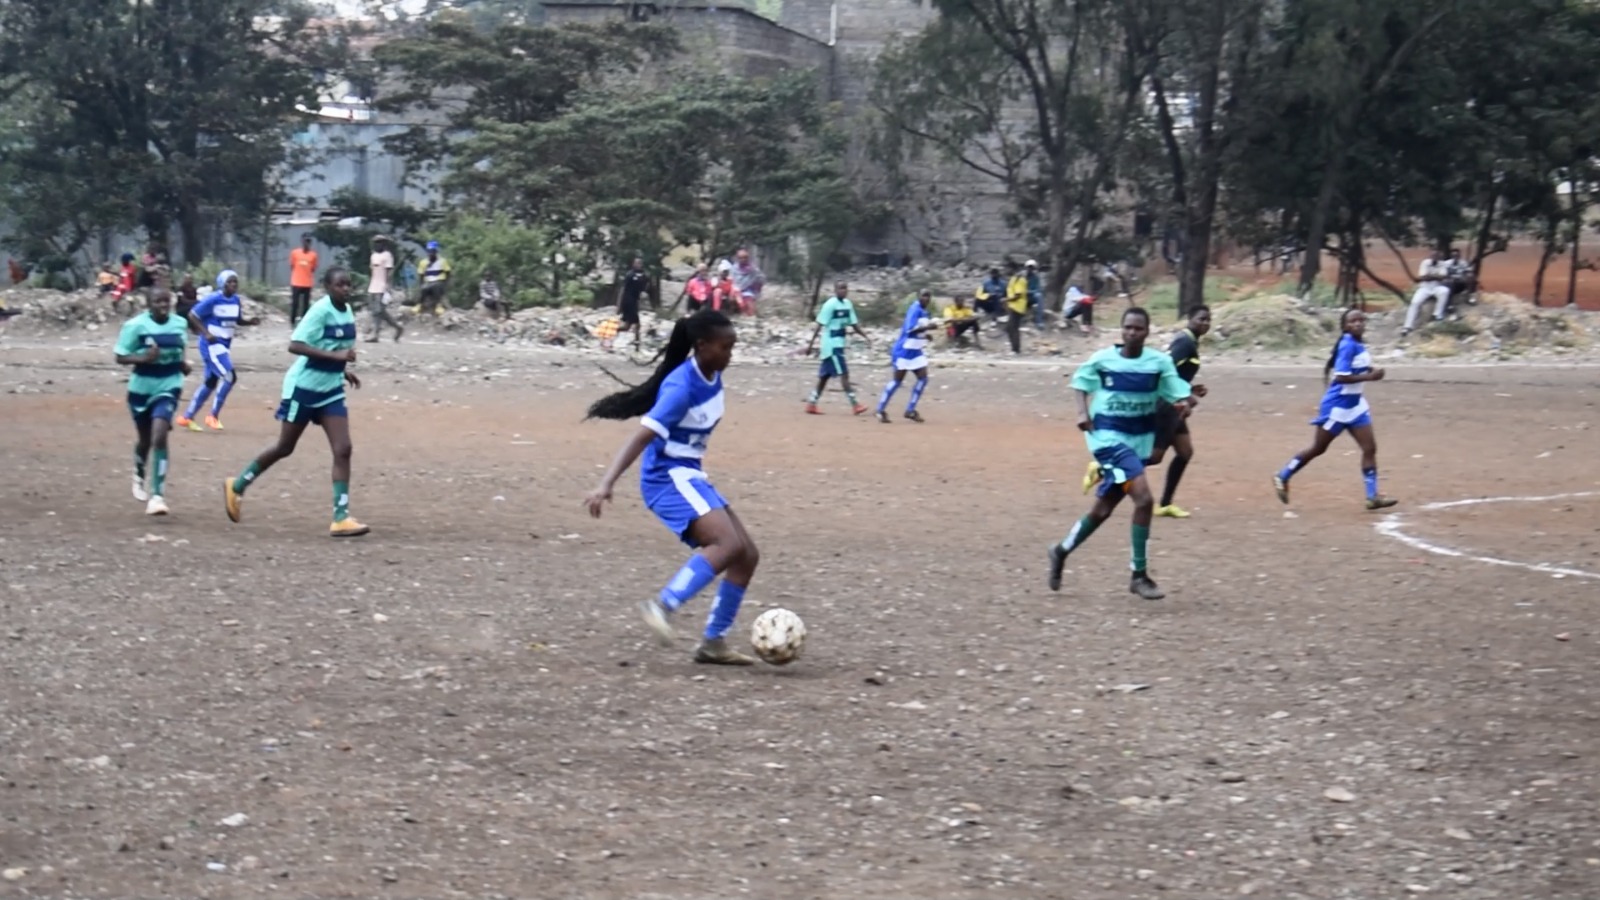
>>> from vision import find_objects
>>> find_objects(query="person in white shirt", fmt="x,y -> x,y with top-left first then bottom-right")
365,235 -> 404,343
1403,249 -> 1451,334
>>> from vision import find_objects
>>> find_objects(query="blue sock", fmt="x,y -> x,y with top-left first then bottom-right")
907,376 -> 928,413
183,383 -> 213,420
659,554 -> 718,611
704,580 -> 747,639
1362,466 -> 1378,500
875,379 -> 899,414
1277,456 -> 1303,483
212,378 -> 234,416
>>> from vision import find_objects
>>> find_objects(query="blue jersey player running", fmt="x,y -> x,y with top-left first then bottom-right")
585,310 -> 762,666
1048,307 -> 1194,600
223,267 -> 369,537
1273,308 -> 1398,510
874,288 -> 938,424
114,287 -> 191,516
178,269 -> 259,432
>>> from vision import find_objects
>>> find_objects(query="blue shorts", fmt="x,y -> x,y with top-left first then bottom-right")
276,397 -> 348,426
128,390 -> 180,424
1311,398 -> 1372,437
1093,443 -> 1147,499
818,351 -> 849,378
642,466 -> 729,546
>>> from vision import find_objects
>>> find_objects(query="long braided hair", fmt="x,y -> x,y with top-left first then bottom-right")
1324,307 -> 1359,385
586,310 -> 734,420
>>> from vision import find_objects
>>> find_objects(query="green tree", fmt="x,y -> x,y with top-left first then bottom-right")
871,0 -> 1155,299
0,0 -> 328,266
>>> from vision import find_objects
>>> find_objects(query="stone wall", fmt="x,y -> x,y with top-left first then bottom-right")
541,0 -> 1029,267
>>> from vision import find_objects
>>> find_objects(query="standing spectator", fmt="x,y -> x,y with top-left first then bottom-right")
1402,249 -> 1451,335
1444,248 -> 1475,316
419,240 -> 452,315
288,233 -> 319,324
729,248 -> 764,316
686,262 -> 713,313
365,235 -> 403,342
1015,259 -> 1044,328
974,267 -> 1006,323
137,242 -> 163,290
617,257 -> 650,351
9,257 -> 30,285
1003,263 -> 1031,354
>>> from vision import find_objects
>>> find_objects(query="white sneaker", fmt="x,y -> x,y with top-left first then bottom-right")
132,475 -> 150,502
638,598 -> 675,647
145,495 -> 169,516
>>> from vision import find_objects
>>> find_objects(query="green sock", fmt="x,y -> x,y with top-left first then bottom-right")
1060,515 -> 1100,553
150,448 -> 168,497
232,460 -> 262,495
333,480 -> 350,522
133,446 -> 146,480
845,389 -> 859,405
1131,523 -> 1150,573
806,389 -> 821,403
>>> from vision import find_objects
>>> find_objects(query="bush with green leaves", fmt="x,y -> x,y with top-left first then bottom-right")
187,259 -> 276,309
425,214 -> 592,310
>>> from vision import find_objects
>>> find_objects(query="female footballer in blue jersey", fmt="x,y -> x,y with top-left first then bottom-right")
1048,307 -> 1194,600
1272,308 -> 1398,510
178,269 -> 260,431
584,309 -> 761,666
874,288 -> 938,423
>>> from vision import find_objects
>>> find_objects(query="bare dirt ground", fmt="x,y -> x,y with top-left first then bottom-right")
2,331 -> 1599,899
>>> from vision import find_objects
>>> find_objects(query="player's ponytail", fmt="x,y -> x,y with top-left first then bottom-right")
586,310 -> 733,421
1324,307 -> 1356,384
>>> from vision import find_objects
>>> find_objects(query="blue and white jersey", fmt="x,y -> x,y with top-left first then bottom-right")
192,290 -> 244,344
1317,333 -> 1372,422
892,300 -> 930,358
641,357 -> 724,474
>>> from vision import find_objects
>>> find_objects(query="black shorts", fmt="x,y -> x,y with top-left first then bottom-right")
619,300 -> 640,326
1152,400 -> 1189,451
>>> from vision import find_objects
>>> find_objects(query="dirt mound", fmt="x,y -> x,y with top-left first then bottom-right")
1202,294 -> 1339,354
1387,292 -> 1593,359
0,286 -> 285,335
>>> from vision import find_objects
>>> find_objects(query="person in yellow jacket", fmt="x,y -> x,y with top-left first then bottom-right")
1003,260 -> 1041,354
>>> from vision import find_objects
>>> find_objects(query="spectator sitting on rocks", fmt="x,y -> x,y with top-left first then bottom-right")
97,264 -> 117,294
943,295 -> 981,348
975,267 -> 1006,323
480,270 -> 509,320
1444,248 -> 1476,317
729,248 -> 763,316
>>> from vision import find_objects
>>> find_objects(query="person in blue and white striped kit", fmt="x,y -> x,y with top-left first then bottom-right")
584,309 -> 761,666
178,269 -> 258,431
874,288 -> 939,424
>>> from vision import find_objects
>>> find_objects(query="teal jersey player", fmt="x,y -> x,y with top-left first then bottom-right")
224,268 -> 370,538
114,289 -> 190,516
280,294 -> 358,414
803,280 -> 871,415
1048,307 -> 1196,601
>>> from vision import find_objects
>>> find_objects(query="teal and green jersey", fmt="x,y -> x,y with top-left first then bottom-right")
115,312 -> 188,409
282,296 -> 357,407
815,296 -> 858,356
1069,345 -> 1192,459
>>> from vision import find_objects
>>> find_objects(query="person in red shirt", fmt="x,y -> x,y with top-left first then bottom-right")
288,234 -> 319,324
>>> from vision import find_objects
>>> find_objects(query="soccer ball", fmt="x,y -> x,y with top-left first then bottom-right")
750,608 -> 806,666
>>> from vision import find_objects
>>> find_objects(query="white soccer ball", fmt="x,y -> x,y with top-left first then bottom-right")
750,608 -> 806,666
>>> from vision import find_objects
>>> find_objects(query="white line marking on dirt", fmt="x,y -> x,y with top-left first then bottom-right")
1375,491 -> 1600,580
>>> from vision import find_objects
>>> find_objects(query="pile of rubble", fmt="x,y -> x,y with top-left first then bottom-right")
0,286 -> 287,334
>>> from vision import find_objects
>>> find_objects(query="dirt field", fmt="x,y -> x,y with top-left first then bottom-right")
1228,240 -> 1600,310
2,333 -> 1599,899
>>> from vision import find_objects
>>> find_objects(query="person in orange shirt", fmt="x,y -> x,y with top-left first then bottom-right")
288,234 -> 319,324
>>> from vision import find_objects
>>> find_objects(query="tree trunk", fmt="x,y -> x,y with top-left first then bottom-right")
1471,183 -> 1499,271
1533,222 -> 1557,306
1567,181 -> 1584,307
178,195 -> 204,268
1297,144 -> 1349,297
1176,0 -> 1227,317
